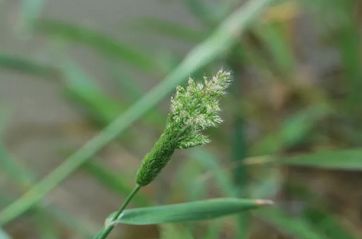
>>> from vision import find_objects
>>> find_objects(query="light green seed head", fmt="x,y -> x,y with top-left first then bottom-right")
136,70 -> 231,186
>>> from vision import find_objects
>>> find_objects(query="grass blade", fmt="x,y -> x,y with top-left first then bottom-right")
246,148 -> 362,171
110,198 -> 272,225
0,53 -> 56,76
35,19 -> 158,71
251,105 -> 329,154
0,0 -> 274,225
83,161 -> 149,206
160,224 -> 194,239
282,148 -> 362,170
303,208 -> 357,239
133,18 -> 205,43
256,208 -> 327,239
61,61 -> 125,124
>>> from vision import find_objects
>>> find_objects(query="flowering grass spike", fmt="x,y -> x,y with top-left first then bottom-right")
136,70 -> 232,186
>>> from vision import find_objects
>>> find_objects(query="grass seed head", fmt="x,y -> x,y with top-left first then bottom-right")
136,69 -> 231,186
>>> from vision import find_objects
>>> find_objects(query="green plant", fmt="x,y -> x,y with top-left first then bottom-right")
93,70 -> 272,239
1,0 -> 361,238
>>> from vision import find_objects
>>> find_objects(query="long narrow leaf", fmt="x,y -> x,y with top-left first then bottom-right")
110,198 -> 272,225
0,53 -> 56,76
133,18 -> 205,43
34,19 -> 158,71
282,148 -> 362,170
0,0 -> 274,224
256,208 -> 327,239
246,148 -> 362,171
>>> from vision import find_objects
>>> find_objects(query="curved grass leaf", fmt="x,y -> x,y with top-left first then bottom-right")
61,61 -> 125,124
246,148 -> 362,171
282,148 -> 362,170
133,18 -> 205,43
34,19 -> 158,71
83,161 -> 149,206
109,198 -> 272,225
0,53 -> 57,76
0,0 -> 273,225
251,105 -> 329,155
303,208 -> 357,239
256,208 -> 327,239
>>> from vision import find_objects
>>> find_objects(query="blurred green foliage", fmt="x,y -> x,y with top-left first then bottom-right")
0,0 -> 361,238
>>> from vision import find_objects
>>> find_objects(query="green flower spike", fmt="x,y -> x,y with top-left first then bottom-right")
136,70 -> 232,186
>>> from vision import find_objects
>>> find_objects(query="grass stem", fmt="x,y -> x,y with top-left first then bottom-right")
93,184 -> 141,239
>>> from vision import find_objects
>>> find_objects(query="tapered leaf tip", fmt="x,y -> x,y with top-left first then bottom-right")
255,199 -> 274,206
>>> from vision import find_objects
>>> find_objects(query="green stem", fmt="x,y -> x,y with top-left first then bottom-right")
93,185 -> 141,239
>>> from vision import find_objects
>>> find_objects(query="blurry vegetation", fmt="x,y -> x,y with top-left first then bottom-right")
0,0 -> 362,238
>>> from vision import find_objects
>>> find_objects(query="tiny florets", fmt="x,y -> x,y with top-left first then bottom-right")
168,69 -> 231,149
136,69 -> 231,186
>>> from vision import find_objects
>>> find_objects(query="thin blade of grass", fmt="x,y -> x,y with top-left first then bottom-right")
110,198 -> 272,225
191,148 -> 235,196
246,148 -> 362,171
0,0 -> 274,225
256,208 -> 327,239
251,105 -> 329,154
0,53 -> 57,76
132,18 -> 205,43
160,224 -> 194,239
83,161 -> 148,206
303,208 -> 357,239
34,210 -> 58,239
34,19 -> 158,71
61,61 -> 125,124
254,21 -> 296,76
0,145 -> 93,237
0,144 -> 35,186
282,148 -> 362,170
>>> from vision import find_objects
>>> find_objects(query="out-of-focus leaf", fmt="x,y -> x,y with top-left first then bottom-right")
0,145 -> 35,186
256,208 -> 327,239
110,198 -> 272,225
338,22 -> 362,110
191,148 -> 235,196
0,0 -> 274,224
61,62 -> 124,124
83,161 -> 148,206
303,208 -> 357,239
160,224 -> 194,239
0,228 -> 10,239
251,105 -> 329,154
133,18 -> 205,43
254,21 -> 296,75
282,148 -> 362,170
108,66 -> 143,100
34,210 -> 58,239
21,0 -> 45,27
62,61 -> 162,126
185,0 -> 235,26
0,145 -> 93,237
246,148 -> 362,171
0,53 -> 57,76
35,19 -> 159,71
